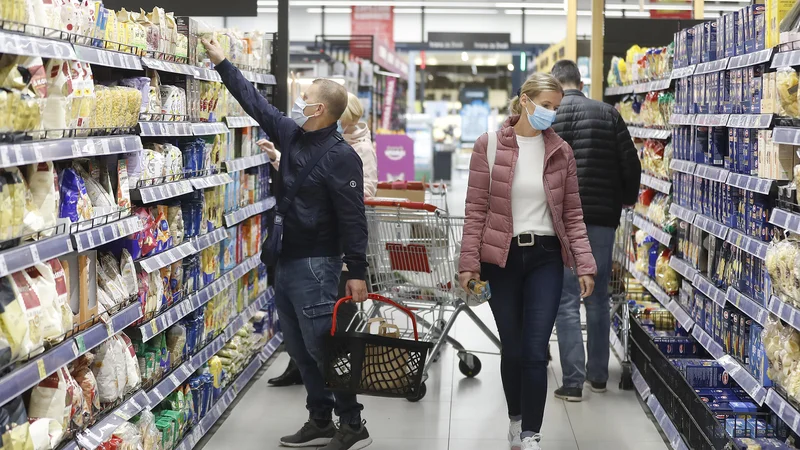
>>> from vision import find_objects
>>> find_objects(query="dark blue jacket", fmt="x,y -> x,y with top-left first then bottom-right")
215,60 -> 368,279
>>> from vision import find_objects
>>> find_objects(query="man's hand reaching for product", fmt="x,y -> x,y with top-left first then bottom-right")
201,38 -> 226,65
579,275 -> 595,298
256,139 -> 279,162
346,279 -> 368,303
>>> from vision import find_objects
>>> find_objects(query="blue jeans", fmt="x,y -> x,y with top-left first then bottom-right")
274,256 -> 364,425
555,225 -> 615,388
482,236 -> 564,434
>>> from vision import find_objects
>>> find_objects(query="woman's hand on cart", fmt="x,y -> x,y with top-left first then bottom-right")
347,279 -> 369,303
579,275 -> 595,298
459,271 -> 481,293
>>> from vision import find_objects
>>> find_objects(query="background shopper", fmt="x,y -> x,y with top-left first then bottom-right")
203,38 -> 372,450
458,73 -> 597,450
268,92 -> 379,388
550,60 -> 641,401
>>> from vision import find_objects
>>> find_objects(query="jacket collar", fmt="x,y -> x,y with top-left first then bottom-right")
500,115 -> 566,162
563,89 -> 585,98
301,123 -> 339,143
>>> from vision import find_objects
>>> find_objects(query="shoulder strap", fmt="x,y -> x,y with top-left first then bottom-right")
278,134 -> 343,214
486,130 -> 498,186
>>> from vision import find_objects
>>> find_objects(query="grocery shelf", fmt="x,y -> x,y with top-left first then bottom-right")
72,215 -> 145,252
726,114 -> 774,129
694,114 -> 730,127
693,275 -> 727,306
141,57 -> 199,76
630,269 -> 672,306
70,389 -> 151,450
137,241 -> 198,273
725,229 -> 769,260
669,159 -> 697,175
224,153 -> 272,172
765,389 -> 800,437
174,332 -> 283,450
190,228 -> 230,253
667,300 -> 695,332
717,354 -> 767,405
631,213 -> 672,247
133,179 -> 194,204
691,325 -> 725,360
632,365 -> 651,400
669,114 -> 695,126
669,203 -> 696,223
74,45 -> 143,70
628,127 -> 672,140
223,196 -> 277,227
693,213 -> 729,239
191,122 -> 230,136
226,116 -> 260,128
767,296 -> 800,333
0,302 -> 142,411
771,127 -> 800,146
668,256 -> 698,281
694,57 -> 729,75
640,173 -> 671,194
769,208 -> 800,234
138,121 -> 194,137
646,394 -> 691,450
670,65 -> 696,79
727,48 -> 773,69
0,135 -> 142,169
0,233 -> 73,278
0,29 -> 77,59
694,163 -> 729,182
193,67 -> 223,82
189,173 -> 234,190
604,85 -> 634,96
137,255 -> 262,341
770,49 -> 800,69
609,327 -> 625,360
726,172 -> 774,195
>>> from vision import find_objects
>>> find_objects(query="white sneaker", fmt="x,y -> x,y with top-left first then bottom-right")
508,420 -> 522,449
521,435 -> 542,450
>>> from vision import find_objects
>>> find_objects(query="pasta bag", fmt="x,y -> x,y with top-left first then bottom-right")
0,276 -> 29,360
777,68 -> 800,118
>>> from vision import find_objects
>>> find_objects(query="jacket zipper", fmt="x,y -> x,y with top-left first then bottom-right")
542,164 -> 578,273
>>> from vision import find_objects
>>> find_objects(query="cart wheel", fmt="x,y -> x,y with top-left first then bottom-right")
619,362 -> 634,391
408,382 -> 427,402
458,354 -> 482,377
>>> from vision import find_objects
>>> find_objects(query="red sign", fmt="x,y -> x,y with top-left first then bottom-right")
351,6 -> 394,51
649,0 -> 692,19
381,76 -> 397,131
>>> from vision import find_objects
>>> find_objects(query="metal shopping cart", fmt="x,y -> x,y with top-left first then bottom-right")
353,197 -> 502,401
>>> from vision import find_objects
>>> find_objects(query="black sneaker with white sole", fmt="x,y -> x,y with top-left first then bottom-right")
554,386 -> 583,402
279,420 -> 337,447
321,421 -> 373,450
588,381 -> 607,393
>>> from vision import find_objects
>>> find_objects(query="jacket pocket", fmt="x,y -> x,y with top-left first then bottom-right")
302,301 -> 336,319
308,256 -> 342,284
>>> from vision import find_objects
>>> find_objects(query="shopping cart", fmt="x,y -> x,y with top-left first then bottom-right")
374,181 -> 450,212
358,198 -> 502,401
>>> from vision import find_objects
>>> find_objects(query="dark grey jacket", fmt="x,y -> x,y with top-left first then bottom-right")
552,89 -> 641,228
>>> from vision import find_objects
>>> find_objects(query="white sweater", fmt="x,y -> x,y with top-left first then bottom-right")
511,134 -> 555,236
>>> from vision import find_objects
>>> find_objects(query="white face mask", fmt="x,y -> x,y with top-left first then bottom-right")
291,96 -> 321,127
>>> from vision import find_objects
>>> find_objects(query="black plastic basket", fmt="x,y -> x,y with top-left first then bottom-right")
324,294 -> 433,400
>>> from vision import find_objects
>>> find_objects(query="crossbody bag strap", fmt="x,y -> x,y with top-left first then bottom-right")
278,134 -> 343,214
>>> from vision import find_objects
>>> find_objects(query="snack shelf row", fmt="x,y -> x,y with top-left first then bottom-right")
63,288 -> 274,450
0,136 -> 142,170
173,331 -> 283,450
667,113 -> 774,128
669,203 -> 696,223
0,301 -> 143,412
604,78 -> 673,97
224,196 -> 277,228
669,47 -> 773,79
137,254 -> 262,341
224,153 -> 272,173
640,173 -> 672,194
628,127 -> 672,140
0,29 -> 276,85
137,240 -> 198,274
632,213 -> 672,247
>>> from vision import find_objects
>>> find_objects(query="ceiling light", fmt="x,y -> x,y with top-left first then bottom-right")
474,58 -> 485,65
257,7 -> 277,13
414,57 -> 422,65
507,63 -> 515,71
486,58 -> 497,66
427,57 -> 438,65
461,52 -> 469,62
257,0 -> 277,5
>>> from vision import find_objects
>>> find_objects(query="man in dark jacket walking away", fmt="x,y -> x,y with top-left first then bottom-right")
203,39 -> 372,450
550,60 -> 641,402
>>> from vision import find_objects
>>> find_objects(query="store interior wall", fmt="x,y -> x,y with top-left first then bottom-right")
194,11 -> 593,43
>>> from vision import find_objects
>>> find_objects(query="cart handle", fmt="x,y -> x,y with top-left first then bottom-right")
377,181 -> 447,190
364,199 -> 439,212
331,294 -> 420,340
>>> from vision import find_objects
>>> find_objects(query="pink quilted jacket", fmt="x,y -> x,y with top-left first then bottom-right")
459,115 -> 597,277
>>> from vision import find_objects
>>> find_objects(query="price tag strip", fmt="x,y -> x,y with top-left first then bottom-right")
223,197 -> 277,227
668,256 -> 698,282
671,65 -> 696,79
631,365 -> 651,400
640,173 -> 672,194
0,135 -> 138,169
726,173 -> 774,195
695,164 -> 730,183
136,180 -> 194,204
694,57 -> 730,75
74,45 -> 143,70
726,114 -> 774,129
726,229 -> 769,260
225,116 -> 259,128
138,241 -> 198,274
73,215 -> 143,252
0,234 -> 73,279
669,114 -> 696,126
717,354 -> 767,405
631,214 -> 672,247
772,127 -> 800,146
691,325 -> 725,360
0,30 -> 77,60
769,208 -> 800,234
771,49 -> 800,69
138,121 -> 194,137
192,228 -> 230,252
768,296 -> 800,333
766,389 -> 800,436
669,159 -> 697,175
189,173 -> 233,190
224,152 -> 271,173
693,213 -> 730,240
191,122 -> 230,136
729,48 -> 773,69
667,300 -> 695,332
693,275 -> 728,307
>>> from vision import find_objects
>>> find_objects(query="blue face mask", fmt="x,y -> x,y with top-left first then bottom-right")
524,101 -> 557,130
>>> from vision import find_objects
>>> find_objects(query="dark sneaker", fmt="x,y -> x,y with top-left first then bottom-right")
279,420 -> 336,447
321,421 -> 373,450
554,386 -> 583,402
588,381 -> 607,393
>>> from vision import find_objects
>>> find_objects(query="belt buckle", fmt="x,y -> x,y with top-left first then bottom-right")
517,233 -> 535,247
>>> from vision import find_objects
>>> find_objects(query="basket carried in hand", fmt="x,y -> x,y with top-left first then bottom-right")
324,294 -> 433,400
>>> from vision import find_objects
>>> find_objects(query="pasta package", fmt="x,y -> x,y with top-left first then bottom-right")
0,276 -> 29,361
58,168 -> 93,223
777,68 -> 800,118
23,162 -> 58,237
10,270 -> 44,357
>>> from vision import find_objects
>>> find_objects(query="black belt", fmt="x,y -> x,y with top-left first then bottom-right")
514,232 -> 557,247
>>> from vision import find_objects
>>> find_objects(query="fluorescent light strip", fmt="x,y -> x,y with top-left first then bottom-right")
306,7 -> 352,12
291,0 -> 551,6
257,0 -> 277,4
395,7 -> 499,13
257,7 -> 278,12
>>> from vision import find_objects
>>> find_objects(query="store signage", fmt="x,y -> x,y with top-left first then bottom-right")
376,134 -> 415,182
381,77 -> 397,131
351,6 -> 395,51
372,39 -> 409,79
427,32 -> 511,51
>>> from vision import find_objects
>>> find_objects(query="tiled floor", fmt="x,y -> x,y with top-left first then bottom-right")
204,171 -> 669,450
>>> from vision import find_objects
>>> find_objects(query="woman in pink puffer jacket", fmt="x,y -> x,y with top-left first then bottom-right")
458,73 -> 597,450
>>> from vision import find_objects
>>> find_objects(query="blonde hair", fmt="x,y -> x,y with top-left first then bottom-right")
340,93 -> 364,127
509,73 -> 564,115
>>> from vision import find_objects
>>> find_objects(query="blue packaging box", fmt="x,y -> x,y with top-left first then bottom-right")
705,20 -> 718,62
736,9 -> 745,55
754,4 -> 766,51
729,401 -> 758,414
680,360 -> 732,388
653,336 -> 695,356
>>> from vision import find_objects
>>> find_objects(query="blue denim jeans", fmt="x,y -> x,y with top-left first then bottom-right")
274,256 -> 364,425
555,225 -> 615,388
482,235 -> 564,434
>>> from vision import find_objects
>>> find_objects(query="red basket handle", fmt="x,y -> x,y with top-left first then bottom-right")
364,199 -> 439,213
331,294 -> 420,340
376,181 -> 447,190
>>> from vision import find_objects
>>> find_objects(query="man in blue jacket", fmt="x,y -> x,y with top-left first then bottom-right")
203,39 -> 371,450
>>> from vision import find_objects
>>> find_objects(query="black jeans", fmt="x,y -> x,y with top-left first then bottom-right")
482,235 -> 565,434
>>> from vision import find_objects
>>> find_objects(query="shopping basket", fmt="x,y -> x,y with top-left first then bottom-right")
324,294 -> 433,400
